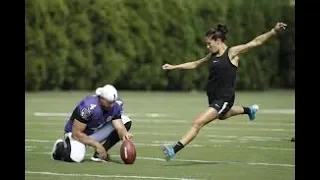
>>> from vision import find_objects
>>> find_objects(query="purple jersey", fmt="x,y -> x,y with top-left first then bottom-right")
64,95 -> 123,136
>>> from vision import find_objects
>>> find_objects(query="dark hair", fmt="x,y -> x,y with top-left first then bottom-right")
205,24 -> 228,41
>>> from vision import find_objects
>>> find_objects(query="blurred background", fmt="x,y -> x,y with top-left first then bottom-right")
25,0 -> 294,92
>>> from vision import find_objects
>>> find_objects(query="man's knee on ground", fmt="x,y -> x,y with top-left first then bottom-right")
67,135 -> 86,163
70,151 -> 85,163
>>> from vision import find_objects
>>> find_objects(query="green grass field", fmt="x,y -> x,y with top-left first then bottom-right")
25,90 -> 295,180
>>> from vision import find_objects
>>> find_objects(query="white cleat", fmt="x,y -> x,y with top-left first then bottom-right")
90,156 -> 106,162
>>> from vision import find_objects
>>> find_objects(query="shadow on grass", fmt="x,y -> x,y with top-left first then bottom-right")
163,161 -> 221,166
83,158 -> 124,164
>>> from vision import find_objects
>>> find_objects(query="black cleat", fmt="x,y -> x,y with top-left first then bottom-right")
51,139 -> 64,160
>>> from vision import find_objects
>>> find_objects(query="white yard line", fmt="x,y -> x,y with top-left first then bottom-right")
26,121 -> 295,127
25,123 -> 294,132
26,152 -> 294,168
29,115 -> 295,126
32,109 -> 295,119
25,139 -> 204,147
25,130 -> 294,142
25,139 -> 294,151
25,171 -> 198,180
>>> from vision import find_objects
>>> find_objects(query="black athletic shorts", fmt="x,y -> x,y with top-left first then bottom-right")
207,92 -> 234,120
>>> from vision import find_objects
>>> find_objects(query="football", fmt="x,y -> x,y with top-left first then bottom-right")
120,139 -> 136,164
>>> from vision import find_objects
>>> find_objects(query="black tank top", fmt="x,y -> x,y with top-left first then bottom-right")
206,48 -> 237,101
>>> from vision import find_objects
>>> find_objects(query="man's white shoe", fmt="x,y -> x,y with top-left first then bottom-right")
90,156 -> 106,162
90,153 -> 111,162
